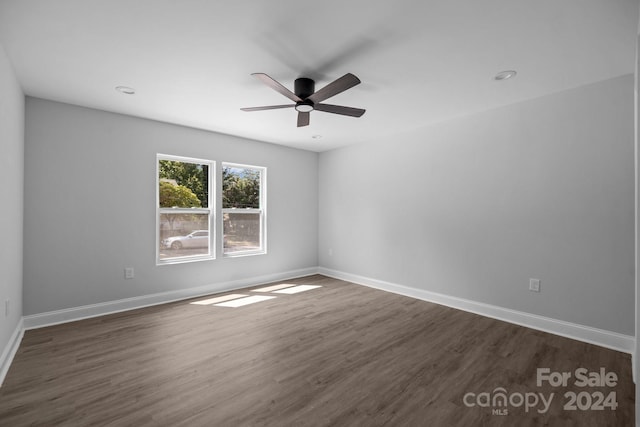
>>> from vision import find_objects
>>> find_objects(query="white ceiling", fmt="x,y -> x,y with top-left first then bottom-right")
0,0 -> 637,151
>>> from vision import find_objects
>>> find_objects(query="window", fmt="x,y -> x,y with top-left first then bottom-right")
222,163 -> 266,256
157,155 -> 214,264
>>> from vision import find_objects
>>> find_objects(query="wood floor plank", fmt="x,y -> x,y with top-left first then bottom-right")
0,275 -> 634,426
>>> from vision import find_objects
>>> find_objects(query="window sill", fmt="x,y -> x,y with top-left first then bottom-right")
157,255 -> 215,266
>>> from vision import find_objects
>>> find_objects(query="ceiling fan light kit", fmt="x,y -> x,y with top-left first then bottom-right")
241,73 -> 365,127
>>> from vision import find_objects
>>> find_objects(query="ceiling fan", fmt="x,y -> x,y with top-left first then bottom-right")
241,73 -> 365,127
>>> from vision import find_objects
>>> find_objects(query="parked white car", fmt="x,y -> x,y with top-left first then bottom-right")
162,230 -> 209,249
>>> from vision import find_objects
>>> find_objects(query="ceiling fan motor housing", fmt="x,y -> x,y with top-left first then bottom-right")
294,77 -> 315,98
294,78 -> 315,112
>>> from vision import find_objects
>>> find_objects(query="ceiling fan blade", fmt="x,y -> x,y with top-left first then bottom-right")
251,73 -> 302,102
297,111 -> 310,127
241,104 -> 295,112
315,103 -> 366,117
307,73 -> 361,103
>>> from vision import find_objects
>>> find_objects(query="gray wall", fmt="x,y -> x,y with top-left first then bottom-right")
0,43 -> 24,349
319,74 -> 635,335
23,98 -> 318,315
17,74 -> 638,335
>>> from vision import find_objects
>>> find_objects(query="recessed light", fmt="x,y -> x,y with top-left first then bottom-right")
494,70 -> 517,81
115,86 -> 135,95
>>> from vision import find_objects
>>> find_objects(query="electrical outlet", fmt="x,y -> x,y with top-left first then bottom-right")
529,278 -> 541,292
124,267 -> 135,279
5,299 -> 9,317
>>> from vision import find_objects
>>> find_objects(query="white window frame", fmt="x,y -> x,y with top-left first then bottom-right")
222,162 -> 267,257
156,154 -> 215,265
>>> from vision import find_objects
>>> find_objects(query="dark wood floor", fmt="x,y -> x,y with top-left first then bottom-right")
0,275 -> 634,426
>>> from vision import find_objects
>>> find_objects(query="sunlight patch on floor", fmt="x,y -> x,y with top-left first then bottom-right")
273,285 -> 322,294
190,294 -> 248,305
189,284 -> 322,308
215,295 -> 277,307
252,284 -> 297,292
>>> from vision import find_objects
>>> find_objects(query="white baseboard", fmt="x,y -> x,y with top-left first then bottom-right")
0,318 -> 24,387
318,267 -> 635,355
23,267 -> 319,330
